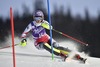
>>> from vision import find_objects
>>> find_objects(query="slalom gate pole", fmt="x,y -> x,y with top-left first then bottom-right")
53,29 -> 88,46
47,0 -> 54,60
10,7 -> 16,67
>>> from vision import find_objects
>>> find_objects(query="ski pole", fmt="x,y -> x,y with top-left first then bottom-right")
53,29 -> 88,46
0,44 -> 19,50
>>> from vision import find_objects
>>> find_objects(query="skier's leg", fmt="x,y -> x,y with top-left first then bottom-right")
48,39 -> 71,57
46,39 -> 71,60
47,39 -> 71,52
43,42 -> 69,61
35,42 -> 60,56
43,42 -> 60,56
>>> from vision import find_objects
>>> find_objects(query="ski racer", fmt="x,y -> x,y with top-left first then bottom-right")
20,10 -> 87,63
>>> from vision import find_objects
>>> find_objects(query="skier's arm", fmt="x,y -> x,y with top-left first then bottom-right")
41,21 -> 53,30
20,23 -> 32,47
21,23 -> 32,38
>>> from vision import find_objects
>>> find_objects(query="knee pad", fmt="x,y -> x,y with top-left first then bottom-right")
52,42 -> 59,47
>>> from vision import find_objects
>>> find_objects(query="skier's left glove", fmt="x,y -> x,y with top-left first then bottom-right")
41,22 -> 52,30
20,39 -> 27,47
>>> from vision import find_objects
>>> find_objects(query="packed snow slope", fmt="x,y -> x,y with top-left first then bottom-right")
0,36 -> 100,67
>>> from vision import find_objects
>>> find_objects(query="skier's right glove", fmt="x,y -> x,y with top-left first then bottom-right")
20,39 -> 27,47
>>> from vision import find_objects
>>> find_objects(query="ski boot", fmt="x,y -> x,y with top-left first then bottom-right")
59,52 -> 68,61
75,54 -> 87,63
80,57 -> 87,63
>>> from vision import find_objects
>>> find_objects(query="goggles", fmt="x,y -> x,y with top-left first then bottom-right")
34,17 -> 42,21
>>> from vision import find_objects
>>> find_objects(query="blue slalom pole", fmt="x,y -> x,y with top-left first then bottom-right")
47,0 -> 54,60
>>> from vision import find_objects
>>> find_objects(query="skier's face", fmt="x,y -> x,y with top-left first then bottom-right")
34,17 -> 42,23
36,20 -> 42,23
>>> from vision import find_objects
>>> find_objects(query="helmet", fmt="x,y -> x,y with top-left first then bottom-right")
33,10 -> 44,21
34,10 -> 44,17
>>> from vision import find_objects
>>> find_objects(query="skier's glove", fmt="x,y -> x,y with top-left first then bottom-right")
41,22 -> 52,30
20,39 -> 27,47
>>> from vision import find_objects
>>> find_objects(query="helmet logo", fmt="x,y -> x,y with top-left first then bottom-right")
37,12 -> 42,15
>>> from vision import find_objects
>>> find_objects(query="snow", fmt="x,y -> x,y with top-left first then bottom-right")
0,36 -> 100,67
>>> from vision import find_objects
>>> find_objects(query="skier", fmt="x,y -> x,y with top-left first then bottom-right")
20,10 -> 87,63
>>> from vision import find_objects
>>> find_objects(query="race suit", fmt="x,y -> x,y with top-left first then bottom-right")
21,20 -> 71,56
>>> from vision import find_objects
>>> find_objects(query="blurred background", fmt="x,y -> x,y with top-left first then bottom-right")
0,0 -> 100,58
